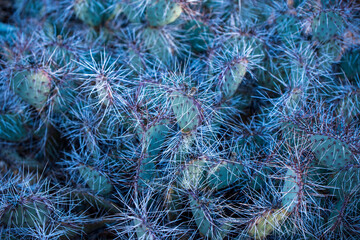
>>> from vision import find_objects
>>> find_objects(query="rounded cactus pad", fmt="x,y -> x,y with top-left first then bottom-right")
11,69 -> 52,110
248,208 -> 289,240
220,59 -> 248,100
309,134 -> 354,169
146,0 -> 183,27
78,164 -> 113,195
311,11 -> 344,42
170,91 -> 202,133
281,168 -> 299,212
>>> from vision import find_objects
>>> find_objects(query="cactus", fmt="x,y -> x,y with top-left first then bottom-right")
309,134 -> 354,169
73,0 -> 109,27
78,164 -> 113,195
0,114 -> 28,141
281,168 -> 299,212
146,0 -> 183,27
170,90 -> 202,133
10,69 -> 52,110
248,209 -> 289,240
311,11 -> 345,42
1,0 -> 360,239
207,160 -> 244,191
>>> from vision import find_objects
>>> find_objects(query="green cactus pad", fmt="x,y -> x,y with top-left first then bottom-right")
0,114 -> 28,141
220,59 -> 248,99
78,165 -> 113,195
138,156 -> 156,188
275,14 -> 300,40
189,195 -> 228,239
11,69 -> 51,109
281,168 -> 299,212
309,134 -> 354,169
248,209 -> 289,240
170,91 -> 201,133
181,159 -> 208,190
133,218 -> 147,239
145,124 -> 168,157
207,161 -> 244,190
2,201 -> 49,228
311,11 -> 344,42
142,27 -> 175,63
74,0 -> 105,27
184,20 -> 212,53
0,148 -> 44,170
146,0 -> 182,27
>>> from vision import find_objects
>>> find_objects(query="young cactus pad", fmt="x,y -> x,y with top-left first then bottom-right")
220,59 -> 248,100
73,0 -> 105,27
11,69 -> 51,109
311,11 -> 344,42
170,91 -> 202,133
146,0 -> 182,27
207,161 -> 244,191
2,201 -> 50,228
248,208 -> 289,240
181,159 -> 208,190
189,195 -> 228,239
309,135 -> 354,169
78,165 -> 113,195
281,168 -> 299,212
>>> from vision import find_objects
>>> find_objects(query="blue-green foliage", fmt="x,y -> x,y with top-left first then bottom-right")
0,0 -> 359,239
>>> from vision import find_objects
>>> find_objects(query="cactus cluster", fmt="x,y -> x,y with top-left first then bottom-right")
0,0 -> 360,239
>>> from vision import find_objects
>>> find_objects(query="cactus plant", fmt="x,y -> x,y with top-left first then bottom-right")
1,0 -> 360,239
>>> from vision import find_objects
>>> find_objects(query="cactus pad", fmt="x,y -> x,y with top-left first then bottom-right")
170,91 -> 201,133
11,69 -> 51,109
311,11 -> 344,42
281,168 -> 299,212
207,161 -> 244,191
220,59 -> 248,99
309,134 -> 354,169
146,0 -> 182,27
78,165 -> 113,195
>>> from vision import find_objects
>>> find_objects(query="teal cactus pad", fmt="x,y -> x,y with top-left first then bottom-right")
146,0 -> 182,27
275,14 -> 300,40
281,168 -> 299,212
11,70 -> 51,109
78,165 -> 113,195
74,0 -> 105,27
184,20 -> 212,53
0,114 -> 28,141
142,27 -> 174,63
248,209 -> 289,240
311,11 -> 344,42
133,218 -> 148,239
170,91 -> 201,133
181,159 -> 208,190
309,135 -> 354,169
189,195 -> 228,239
145,124 -> 168,157
2,201 -> 49,228
207,161 -> 244,191
138,156 -> 156,188
221,59 -> 248,99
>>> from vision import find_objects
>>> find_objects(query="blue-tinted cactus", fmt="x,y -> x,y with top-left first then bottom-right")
1,0 -> 360,239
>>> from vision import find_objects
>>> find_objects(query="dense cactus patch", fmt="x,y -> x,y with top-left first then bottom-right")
0,0 -> 360,239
